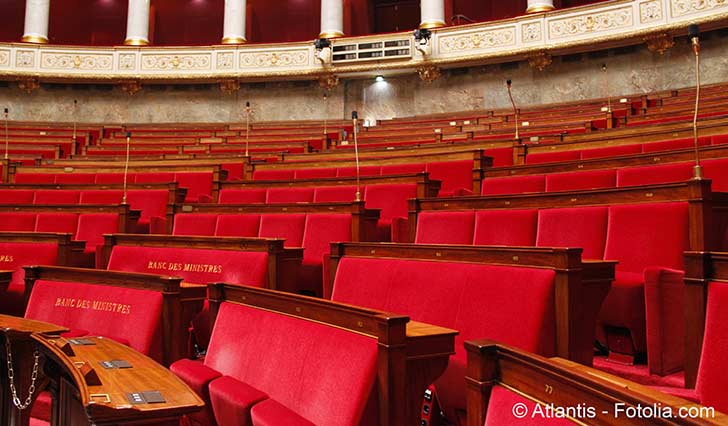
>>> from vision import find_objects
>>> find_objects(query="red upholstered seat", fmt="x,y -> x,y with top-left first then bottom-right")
135,172 -> 175,184
250,399 -> 316,426
252,169 -> 295,180
75,213 -> 119,253
25,280 -> 164,361
54,174 -> 95,184
0,190 -> 34,204
482,175 -> 545,196
485,147 -> 514,167
484,386 -> 577,425
380,163 -> 425,175
0,213 -> 37,231
641,136 -> 710,153
336,166 -> 381,177
0,242 -> 59,316
14,174 -> 55,184
173,213 -> 217,236
332,257 -> 556,420
580,144 -> 642,159
702,158 -> 728,192
258,214 -> 305,247
313,186 -> 357,202
712,134 -> 728,146
214,214 -> 261,237
293,168 -> 337,179
526,150 -> 580,165
173,302 -> 378,426
94,173 -> 127,184
472,209 -> 537,246
545,169 -> 616,192
696,281 -> 728,414
426,160 -> 473,196
364,184 -> 416,242
598,202 -> 689,365
175,172 -> 214,203
300,214 -> 352,297
79,190 -> 123,204
125,190 -> 169,233
218,189 -> 267,204
415,211 -> 475,244
35,213 -> 78,235
265,187 -> 314,204
33,190 -> 80,204
536,207 -> 608,259
615,162 -> 693,187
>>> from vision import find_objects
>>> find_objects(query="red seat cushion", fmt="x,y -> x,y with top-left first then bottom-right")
473,209 -> 537,246
616,162 -> 693,187
426,160 -> 473,195
696,281 -> 728,414
173,214 -> 217,236
209,376 -> 268,426
250,399 -> 316,426
545,169 -> 616,192
484,385 -> 577,425
598,271 -> 648,352
214,214 -> 261,237
265,187 -> 314,204
482,175 -> 545,196
313,186 -> 357,202
218,189 -> 267,204
258,214 -> 305,247
415,211 -> 475,244
536,207 -> 608,259
169,359 -> 221,426
579,144 -> 642,159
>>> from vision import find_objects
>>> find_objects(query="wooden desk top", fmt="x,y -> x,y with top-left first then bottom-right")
0,314 -> 68,336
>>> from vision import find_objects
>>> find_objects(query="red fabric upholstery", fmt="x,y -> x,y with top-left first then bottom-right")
0,213 -> 36,231
94,173 -> 127,184
79,190 -> 123,204
0,190 -> 34,204
135,172 -> 175,184
126,190 -> 168,226
258,214 -> 305,247
484,385 -> 576,426
545,169 -> 616,192
426,160 -> 473,195
209,376 -> 268,426
108,245 -> 269,287
218,189 -> 267,204
54,174 -> 95,184
173,214 -> 217,236
415,211 -> 475,244
644,267 -> 685,375
293,168 -> 337,179
14,174 -> 54,184
250,399 -> 316,426
203,302 -> 378,426
696,281 -> 728,414
214,214 -> 261,237
35,213 -> 78,235
485,147 -> 514,167
175,172 -> 214,203
33,190 -> 80,204
364,183 -> 416,241
712,134 -> 728,146
701,158 -> 728,192
300,214 -> 352,297
616,162 -> 693,187
253,169 -> 294,180
482,175 -> 545,196
75,214 -> 119,253
580,144 -> 642,159
25,280 -> 164,361
336,166 -> 381,177
526,150 -> 580,165
536,207 -> 608,259
170,358 -> 221,426
313,186 -> 357,202
265,187 -> 314,204
641,136 -> 710,153
380,163 -> 425,175
0,242 -> 59,316
332,257 -> 556,419
472,209 -> 537,246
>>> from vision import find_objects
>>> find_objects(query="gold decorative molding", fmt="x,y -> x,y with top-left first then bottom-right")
640,0 -> 663,24
526,4 -> 556,14
21,35 -> 48,44
644,32 -> 675,54
141,54 -> 211,71
219,79 -> 240,93
240,50 -> 309,68
41,53 -> 113,70
671,0 -> 728,18
119,80 -> 142,95
439,27 -> 516,53
548,7 -> 633,39
419,20 -> 446,29
416,65 -> 441,83
527,51 -> 552,71
124,38 -> 149,46
318,73 -> 340,90
318,31 -> 344,39
221,36 -> 247,45
522,22 -> 543,42
18,78 -> 39,94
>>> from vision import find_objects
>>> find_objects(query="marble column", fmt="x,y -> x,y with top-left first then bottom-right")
420,0 -> 445,29
526,0 -> 555,14
21,0 -> 50,44
319,0 -> 344,39
222,0 -> 247,44
125,0 -> 151,46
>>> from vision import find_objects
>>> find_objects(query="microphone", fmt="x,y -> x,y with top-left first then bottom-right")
352,111 -> 361,202
72,99 -> 78,147
601,64 -> 612,113
244,101 -> 251,157
689,24 -> 702,179
3,107 -> 8,160
123,131 -> 132,204
322,92 -> 329,142
506,79 -> 520,142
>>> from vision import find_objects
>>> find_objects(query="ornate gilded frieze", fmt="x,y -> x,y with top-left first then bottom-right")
41,53 -> 113,70
439,27 -> 517,53
141,54 -> 212,71
640,0 -> 664,23
239,50 -> 309,68
671,0 -> 728,17
548,7 -> 633,39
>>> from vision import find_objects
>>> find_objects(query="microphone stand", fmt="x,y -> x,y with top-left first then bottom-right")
602,64 -> 612,113
3,109 -> 8,160
244,102 -> 251,157
322,92 -> 328,149
72,100 -> 78,151
506,80 -> 520,142
352,112 -> 361,202
690,30 -> 703,179
123,132 -> 131,204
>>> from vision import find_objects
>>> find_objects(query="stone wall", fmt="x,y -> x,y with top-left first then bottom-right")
1,31 -> 727,125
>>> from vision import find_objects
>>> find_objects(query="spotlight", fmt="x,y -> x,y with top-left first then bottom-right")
314,38 -> 332,65
375,75 -> 385,83
413,28 -> 432,56
413,29 -> 432,42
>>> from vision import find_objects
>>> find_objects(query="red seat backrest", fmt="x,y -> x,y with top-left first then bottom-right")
482,175 -> 545,196
426,160 -> 473,195
126,190 -> 169,223
76,213 -> 120,253
301,214 -> 352,264
14,174 -> 55,184
712,134 -> 728,146
214,214 -> 261,237
259,214 -> 306,247
135,172 -> 175,184
80,190 -> 124,204
0,190 -> 34,204
94,173 -> 126,184
473,209 -> 537,246
205,302 -> 378,426
293,168 -> 338,179
35,213 -> 79,235
218,189 -> 267,204
0,213 -> 37,231
485,147 -> 514,167
313,186 -> 357,202
25,280 -> 164,362
641,136 -> 710,153
484,386 -> 577,425
379,163 -> 425,175
173,213 -> 218,236
0,241 -> 59,293
54,174 -> 95,184
604,202 -> 689,274
545,169 -> 616,192
265,187 -> 314,204
364,184 -> 416,222
702,158 -> 728,192
108,246 -> 269,287
415,211 -> 475,244
696,281 -> 728,414
336,165 -> 382,177
536,207 -> 608,259
332,257 -> 556,418
252,169 -> 295,180
33,190 -> 80,204
526,151 -> 580,165
175,172 -> 214,202
616,162 -> 693,187
580,144 -> 642,160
